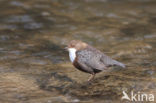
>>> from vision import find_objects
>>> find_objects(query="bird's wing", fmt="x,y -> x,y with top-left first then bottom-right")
76,47 -> 107,71
100,54 -> 125,68
76,59 -> 94,74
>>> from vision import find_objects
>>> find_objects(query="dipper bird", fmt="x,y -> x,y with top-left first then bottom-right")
66,40 -> 125,81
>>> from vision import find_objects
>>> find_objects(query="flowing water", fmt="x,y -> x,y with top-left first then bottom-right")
0,0 -> 156,103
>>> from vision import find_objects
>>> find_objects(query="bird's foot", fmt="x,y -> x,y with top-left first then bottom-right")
87,73 -> 95,82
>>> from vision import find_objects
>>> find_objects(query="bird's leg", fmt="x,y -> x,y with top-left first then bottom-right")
88,73 -> 95,82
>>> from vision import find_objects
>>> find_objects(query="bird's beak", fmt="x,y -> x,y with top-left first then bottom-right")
64,47 -> 68,51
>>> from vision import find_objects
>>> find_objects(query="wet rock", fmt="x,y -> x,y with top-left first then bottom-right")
6,15 -> 34,23
10,1 -> 30,9
20,57 -> 48,65
24,22 -> 43,29
0,24 -> 18,30
121,24 -> 150,36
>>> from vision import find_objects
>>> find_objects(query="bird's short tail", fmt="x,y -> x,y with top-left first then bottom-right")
113,60 -> 126,68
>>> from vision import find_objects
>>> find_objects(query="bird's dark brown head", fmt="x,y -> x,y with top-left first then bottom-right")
67,40 -> 88,51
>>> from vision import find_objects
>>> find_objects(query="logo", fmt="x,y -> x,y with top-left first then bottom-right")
121,90 -> 154,102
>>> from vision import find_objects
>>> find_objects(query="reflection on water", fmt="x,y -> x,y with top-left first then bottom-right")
0,0 -> 156,103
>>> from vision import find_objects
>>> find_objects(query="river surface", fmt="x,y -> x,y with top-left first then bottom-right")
0,0 -> 156,103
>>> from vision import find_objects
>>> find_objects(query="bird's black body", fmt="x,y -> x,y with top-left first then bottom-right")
73,46 -> 125,74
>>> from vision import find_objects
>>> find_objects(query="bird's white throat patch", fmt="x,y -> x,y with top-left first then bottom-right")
68,48 -> 76,63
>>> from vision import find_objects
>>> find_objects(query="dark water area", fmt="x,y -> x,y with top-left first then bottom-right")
0,0 -> 156,103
